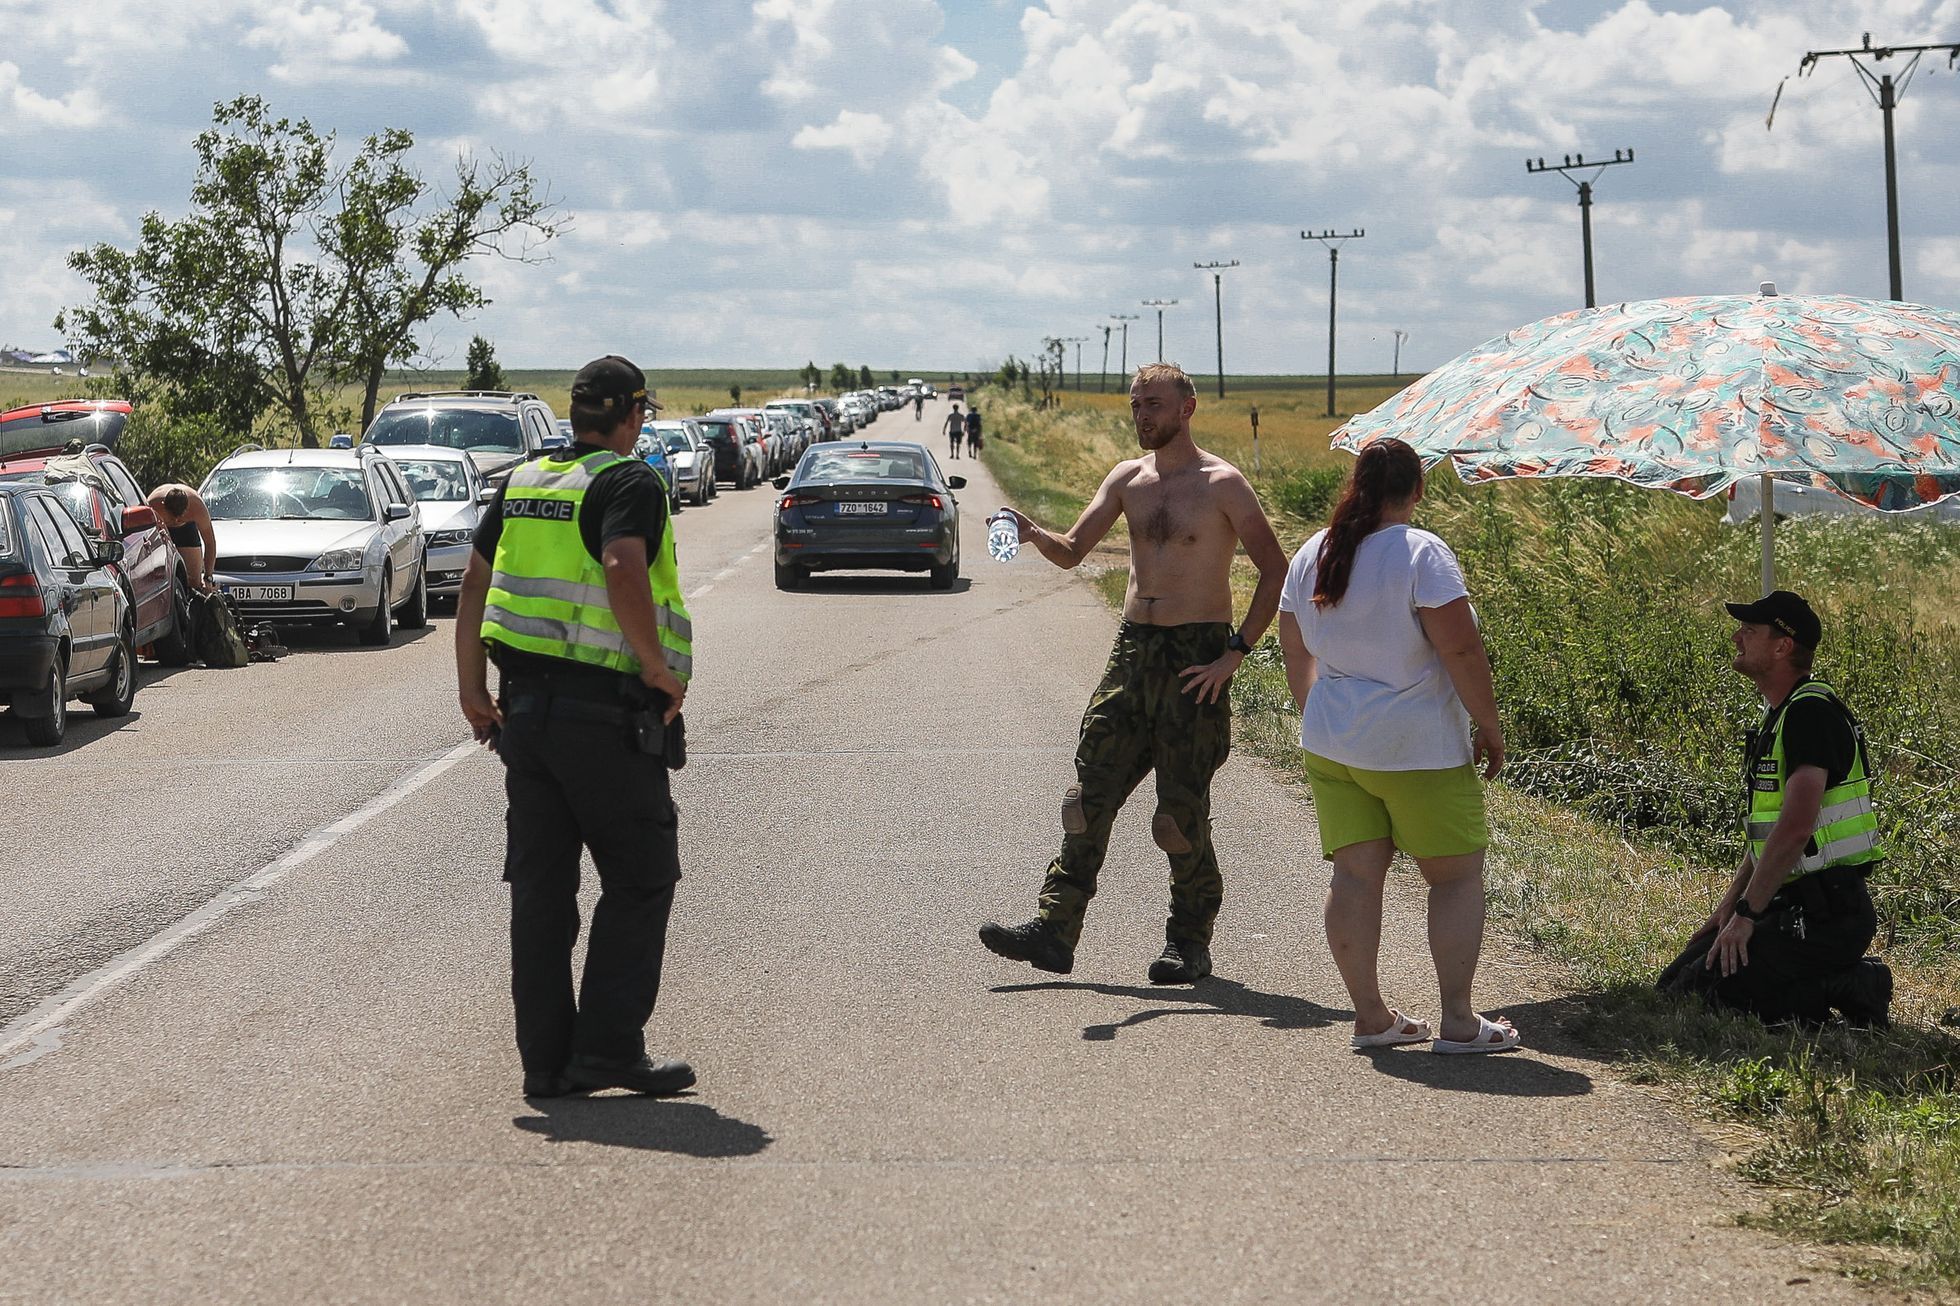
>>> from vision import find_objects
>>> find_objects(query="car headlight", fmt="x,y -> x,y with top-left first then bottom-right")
427,529 -> 473,547
314,547 -> 368,572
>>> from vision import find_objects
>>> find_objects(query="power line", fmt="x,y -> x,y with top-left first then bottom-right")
1109,314 -> 1139,384
1786,35 -> 1960,300
1301,229 -> 1364,418
1141,299 -> 1178,363
1193,260 -> 1239,398
1525,148 -> 1634,309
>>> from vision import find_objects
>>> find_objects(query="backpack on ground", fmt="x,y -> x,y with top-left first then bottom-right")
190,590 -> 251,669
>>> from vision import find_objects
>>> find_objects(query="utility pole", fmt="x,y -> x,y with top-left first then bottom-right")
1193,259 -> 1239,398
1526,149 -> 1634,308
1391,329 -> 1408,381
1142,299 -> 1178,362
1786,35 -> 1959,300
1302,229 -> 1364,419
1110,314 -> 1138,379
1099,324 -> 1112,393
1064,336 -> 1090,390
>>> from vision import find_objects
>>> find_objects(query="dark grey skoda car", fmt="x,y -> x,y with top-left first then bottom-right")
773,441 -> 965,590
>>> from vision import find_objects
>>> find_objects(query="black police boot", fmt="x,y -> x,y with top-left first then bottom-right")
564,1054 -> 697,1096
1148,938 -> 1212,985
1834,958 -> 1894,1029
522,1069 -> 573,1098
978,918 -> 1074,974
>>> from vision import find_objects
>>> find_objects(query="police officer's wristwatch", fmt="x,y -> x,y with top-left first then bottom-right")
1732,898 -> 1765,922
1226,630 -> 1251,655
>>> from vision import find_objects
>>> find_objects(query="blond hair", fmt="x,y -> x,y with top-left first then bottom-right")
1131,362 -> 1196,400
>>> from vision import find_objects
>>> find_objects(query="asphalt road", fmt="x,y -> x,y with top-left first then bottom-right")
0,399 -> 1866,1303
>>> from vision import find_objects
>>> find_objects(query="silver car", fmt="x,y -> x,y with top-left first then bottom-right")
645,420 -> 716,505
202,444 -> 427,645
379,444 -> 493,599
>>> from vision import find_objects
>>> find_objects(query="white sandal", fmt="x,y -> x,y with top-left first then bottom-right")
1431,1016 -> 1521,1055
1350,1010 -> 1433,1049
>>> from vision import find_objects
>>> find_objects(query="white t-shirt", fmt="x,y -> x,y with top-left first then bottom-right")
1278,524 -> 1474,771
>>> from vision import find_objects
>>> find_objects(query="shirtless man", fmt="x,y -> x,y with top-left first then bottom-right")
979,362 -> 1288,983
944,403 -> 965,459
146,484 -> 217,592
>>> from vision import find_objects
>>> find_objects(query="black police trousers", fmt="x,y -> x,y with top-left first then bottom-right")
1657,867 -> 1878,1025
499,698 -> 680,1073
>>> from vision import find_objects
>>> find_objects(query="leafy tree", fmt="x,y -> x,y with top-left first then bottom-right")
889,369 -> 901,384
464,334 -> 508,391
857,365 -> 873,388
828,362 -> 854,391
799,360 -> 822,389
60,95 -> 559,445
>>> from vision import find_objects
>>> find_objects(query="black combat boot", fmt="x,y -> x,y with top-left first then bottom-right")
522,1069 -> 573,1098
1833,958 -> 1893,1029
978,919 -> 1075,974
564,1054 -> 697,1096
1148,938 -> 1211,985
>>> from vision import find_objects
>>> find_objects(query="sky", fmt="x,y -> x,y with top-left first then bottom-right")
3,0 -> 1959,376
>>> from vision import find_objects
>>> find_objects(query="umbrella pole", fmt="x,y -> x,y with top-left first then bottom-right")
1759,473 -> 1776,595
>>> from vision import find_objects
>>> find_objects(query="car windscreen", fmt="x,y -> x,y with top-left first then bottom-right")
697,421 -> 737,446
0,408 -> 127,458
364,407 -> 521,454
660,433 -> 693,453
392,458 -> 471,503
204,467 -> 374,521
801,451 -> 928,483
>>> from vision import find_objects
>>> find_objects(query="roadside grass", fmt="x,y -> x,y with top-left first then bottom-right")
983,384 -> 1960,1289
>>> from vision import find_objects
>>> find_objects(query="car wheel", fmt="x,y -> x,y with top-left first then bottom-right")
22,654 -> 67,746
929,555 -> 959,590
398,553 -> 429,629
359,567 -> 395,646
153,573 -> 195,666
773,558 -> 804,590
85,619 -> 138,717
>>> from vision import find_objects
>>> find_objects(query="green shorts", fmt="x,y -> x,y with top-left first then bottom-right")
1302,750 -> 1488,860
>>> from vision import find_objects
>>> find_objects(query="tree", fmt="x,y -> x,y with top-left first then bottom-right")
60,95 -> 560,445
828,362 -> 854,391
857,365 -> 873,388
889,369 -> 901,384
729,383 -> 742,404
799,361 -> 822,390
464,335 -> 508,391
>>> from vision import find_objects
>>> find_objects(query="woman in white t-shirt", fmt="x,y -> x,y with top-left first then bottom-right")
1276,438 -> 1518,1054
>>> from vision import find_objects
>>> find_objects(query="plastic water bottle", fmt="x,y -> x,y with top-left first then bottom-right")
987,510 -> 1021,563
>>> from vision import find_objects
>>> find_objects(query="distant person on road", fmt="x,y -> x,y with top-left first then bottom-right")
914,393 -> 925,420
1276,438 -> 1516,1054
964,405 -> 983,457
1656,591 -> 1891,1027
979,362 -> 1288,984
456,354 -> 697,1101
944,403 -> 964,459
146,484 -> 217,592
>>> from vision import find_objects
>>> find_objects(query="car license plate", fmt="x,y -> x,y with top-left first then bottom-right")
226,585 -> 294,601
838,501 -> 888,515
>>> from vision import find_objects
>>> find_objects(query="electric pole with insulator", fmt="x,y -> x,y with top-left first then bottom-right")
1142,299 -> 1178,363
1064,336 -> 1089,391
1781,35 -> 1959,300
1391,329 -> 1408,381
1110,314 -> 1138,379
1526,149 -> 1634,309
1302,229 -> 1364,418
1098,324 -> 1112,393
1193,259 -> 1238,398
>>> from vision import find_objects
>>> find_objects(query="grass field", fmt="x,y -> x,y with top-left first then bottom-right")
977,379 -> 1960,1289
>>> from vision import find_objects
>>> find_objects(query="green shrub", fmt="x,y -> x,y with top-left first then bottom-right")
113,408 -> 242,490
1267,465 -> 1346,522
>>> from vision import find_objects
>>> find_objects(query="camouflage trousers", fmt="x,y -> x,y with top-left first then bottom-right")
1038,621 -> 1233,948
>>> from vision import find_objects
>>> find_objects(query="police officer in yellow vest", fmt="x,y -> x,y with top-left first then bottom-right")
456,355 -> 697,1098
1657,591 -> 1891,1027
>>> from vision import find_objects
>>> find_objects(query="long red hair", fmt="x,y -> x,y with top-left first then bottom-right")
1313,438 -> 1423,608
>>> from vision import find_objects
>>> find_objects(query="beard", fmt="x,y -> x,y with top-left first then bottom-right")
1135,422 -> 1177,450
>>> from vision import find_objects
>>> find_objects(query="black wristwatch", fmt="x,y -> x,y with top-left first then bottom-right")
1732,898 -> 1765,922
1227,630 -> 1252,655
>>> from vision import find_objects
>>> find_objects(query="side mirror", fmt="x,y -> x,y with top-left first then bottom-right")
92,538 -> 126,566
477,486 -> 498,503
773,475 -> 791,490
385,503 -> 411,521
122,505 -> 159,533
948,476 -> 967,490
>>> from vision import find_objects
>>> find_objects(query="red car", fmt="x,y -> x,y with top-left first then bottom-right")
0,401 -> 193,664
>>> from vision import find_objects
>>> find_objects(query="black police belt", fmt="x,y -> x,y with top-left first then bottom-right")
503,674 -> 684,766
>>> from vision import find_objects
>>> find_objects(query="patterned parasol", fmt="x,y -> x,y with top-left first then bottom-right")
1331,286 -> 1960,589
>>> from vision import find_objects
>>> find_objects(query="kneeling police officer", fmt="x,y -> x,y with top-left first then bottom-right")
456,355 -> 696,1098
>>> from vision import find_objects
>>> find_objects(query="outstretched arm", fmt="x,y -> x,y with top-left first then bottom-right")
1003,463 -> 1129,570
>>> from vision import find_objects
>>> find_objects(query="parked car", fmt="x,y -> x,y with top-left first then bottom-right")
0,399 -> 131,458
632,423 -> 683,514
644,420 -> 716,505
947,384 -> 966,403
773,440 -> 965,590
377,445 -> 492,602
361,390 -> 561,487
201,444 -> 427,644
0,480 -> 136,744
0,437 -> 192,665
695,416 -> 767,489
707,408 -> 785,476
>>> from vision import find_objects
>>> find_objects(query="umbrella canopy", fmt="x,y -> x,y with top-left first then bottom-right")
1330,289 -> 1960,591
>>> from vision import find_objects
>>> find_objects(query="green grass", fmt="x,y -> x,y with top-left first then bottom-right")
982,384 -> 1960,1289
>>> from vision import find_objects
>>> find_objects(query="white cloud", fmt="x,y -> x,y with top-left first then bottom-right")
792,110 -> 896,168
0,62 -> 107,130
245,2 -> 409,79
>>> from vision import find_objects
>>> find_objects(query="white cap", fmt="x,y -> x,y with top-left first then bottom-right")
1759,280 -> 1779,296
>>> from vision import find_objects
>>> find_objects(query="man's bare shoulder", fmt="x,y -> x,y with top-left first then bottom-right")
1190,449 -> 1254,495
1103,457 -> 1149,492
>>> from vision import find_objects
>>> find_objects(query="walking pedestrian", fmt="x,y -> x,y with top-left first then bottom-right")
1655,590 -> 1891,1026
914,393 -> 925,420
455,354 -> 697,1099
979,363 -> 1288,983
944,403 -> 964,459
965,404 -> 983,457
1274,437 -> 1517,1053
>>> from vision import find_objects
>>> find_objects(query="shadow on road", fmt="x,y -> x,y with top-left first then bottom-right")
513,1097 -> 773,1158
993,977 -> 1351,1041
1357,1045 -> 1594,1097
793,574 -> 974,596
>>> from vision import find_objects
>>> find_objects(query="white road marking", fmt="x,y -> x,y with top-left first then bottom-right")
688,539 -> 769,600
0,739 -> 481,1071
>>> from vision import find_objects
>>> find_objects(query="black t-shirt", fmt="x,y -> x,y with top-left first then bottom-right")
473,443 -> 669,683
1750,683 -> 1859,790
965,410 -> 982,434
